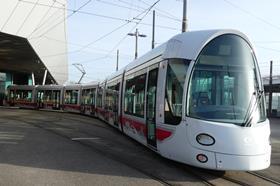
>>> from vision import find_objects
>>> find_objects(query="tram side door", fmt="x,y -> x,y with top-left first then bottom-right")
37,91 -> 44,108
53,90 -> 61,109
113,91 -> 119,127
146,68 -> 158,148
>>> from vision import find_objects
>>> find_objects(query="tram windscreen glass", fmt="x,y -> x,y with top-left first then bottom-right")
165,59 -> 189,125
188,34 -> 266,125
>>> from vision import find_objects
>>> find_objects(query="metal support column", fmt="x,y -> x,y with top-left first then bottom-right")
31,72 -> 35,85
42,69 -> 47,85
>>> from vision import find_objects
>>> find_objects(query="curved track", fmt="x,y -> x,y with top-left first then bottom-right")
1,108 -> 279,186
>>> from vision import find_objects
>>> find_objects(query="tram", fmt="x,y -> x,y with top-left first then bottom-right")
6,30 -> 271,171
81,83 -> 98,116
63,85 -> 82,113
36,85 -> 64,110
7,85 -> 36,108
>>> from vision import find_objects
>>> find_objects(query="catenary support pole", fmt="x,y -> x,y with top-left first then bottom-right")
152,10 -> 155,49
268,60 -> 273,116
116,49 -> 119,71
182,0 -> 187,32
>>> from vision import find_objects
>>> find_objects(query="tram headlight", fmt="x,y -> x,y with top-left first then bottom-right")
196,133 -> 215,146
196,154 -> 208,163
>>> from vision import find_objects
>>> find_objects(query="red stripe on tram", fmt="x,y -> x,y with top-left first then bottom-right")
121,116 -> 173,141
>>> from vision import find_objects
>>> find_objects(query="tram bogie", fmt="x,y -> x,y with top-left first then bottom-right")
6,30 -> 271,171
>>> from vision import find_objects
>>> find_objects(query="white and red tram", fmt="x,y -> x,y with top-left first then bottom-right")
36,85 -> 64,110
63,84 -> 82,113
7,85 -> 37,109
6,30 -> 271,170
81,83 -> 98,116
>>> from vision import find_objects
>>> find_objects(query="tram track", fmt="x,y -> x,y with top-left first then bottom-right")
4,116 -> 178,186
2,109 -> 279,186
247,171 -> 280,185
178,166 -> 250,186
12,115 -> 255,186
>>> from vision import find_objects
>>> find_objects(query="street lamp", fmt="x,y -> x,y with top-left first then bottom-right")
128,28 -> 147,59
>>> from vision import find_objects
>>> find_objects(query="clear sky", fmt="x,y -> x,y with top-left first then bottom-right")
66,0 -> 280,83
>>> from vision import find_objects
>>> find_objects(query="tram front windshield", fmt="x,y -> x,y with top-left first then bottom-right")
188,34 -> 266,125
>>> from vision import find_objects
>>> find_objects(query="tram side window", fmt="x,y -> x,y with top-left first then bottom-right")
105,90 -> 113,110
164,59 -> 189,125
114,82 -> 120,112
9,90 -> 15,99
91,89 -> 96,105
97,88 -> 103,107
106,83 -> 120,111
124,73 -> 146,117
52,90 -> 61,104
65,90 -> 78,104
16,90 -> 33,102
44,90 -> 52,102
82,89 -> 93,105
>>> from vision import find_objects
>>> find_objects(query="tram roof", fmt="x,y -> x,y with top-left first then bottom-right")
162,29 -> 250,60
36,85 -> 64,90
105,29 -> 250,82
8,84 -> 35,90
81,82 -> 99,89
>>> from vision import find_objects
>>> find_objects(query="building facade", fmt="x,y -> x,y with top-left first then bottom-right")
0,0 -> 68,104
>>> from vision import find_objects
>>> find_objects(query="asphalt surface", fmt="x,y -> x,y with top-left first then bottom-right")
0,109 -> 204,186
0,109 -> 164,186
0,108 -> 279,186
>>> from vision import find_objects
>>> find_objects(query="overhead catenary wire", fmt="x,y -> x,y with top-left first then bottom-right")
256,45 -> 280,53
137,0 -> 181,21
96,0 -> 180,22
20,0 -> 180,30
37,0 -> 171,60
116,0 -> 181,22
34,0 -> 92,38
1,0 -> 21,31
222,0 -> 280,32
27,0 -> 58,38
43,0 -> 162,71
74,0 -> 161,66
42,36 -> 133,56
39,9 -> 150,58
16,0 -> 40,35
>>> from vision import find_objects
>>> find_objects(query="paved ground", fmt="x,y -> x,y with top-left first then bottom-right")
0,108 -> 279,186
257,117 -> 280,183
0,109 -> 204,186
0,109 -> 165,186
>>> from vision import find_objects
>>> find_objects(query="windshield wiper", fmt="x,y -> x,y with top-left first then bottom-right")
242,90 -> 263,127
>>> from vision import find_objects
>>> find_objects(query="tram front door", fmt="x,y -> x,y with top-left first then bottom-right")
146,68 -> 158,148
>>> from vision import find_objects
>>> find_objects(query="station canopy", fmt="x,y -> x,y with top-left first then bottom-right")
0,32 -> 56,84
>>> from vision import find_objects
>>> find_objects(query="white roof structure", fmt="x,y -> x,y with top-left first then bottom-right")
0,0 -> 68,84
